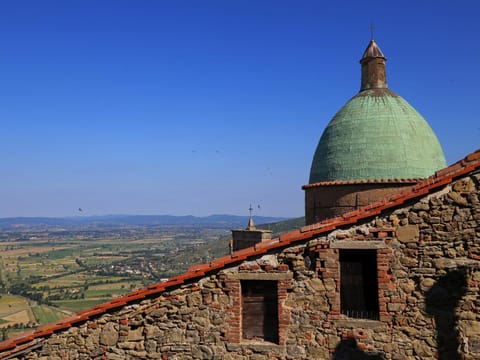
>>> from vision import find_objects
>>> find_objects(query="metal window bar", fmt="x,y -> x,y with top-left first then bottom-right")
341,309 -> 379,321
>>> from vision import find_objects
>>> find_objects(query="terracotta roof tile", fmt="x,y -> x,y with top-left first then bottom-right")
230,247 -> 256,260
466,151 -> 480,161
122,292 -> 151,302
300,222 -> 336,233
435,163 -> 463,177
7,334 -> 34,346
0,341 -> 16,352
92,302 -> 127,313
389,191 -> 408,201
188,263 -> 211,274
1,148 -> 479,358
254,239 -> 277,250
342,210 -> 361,219
76,307 -> 108,317
278,230 -> 301,243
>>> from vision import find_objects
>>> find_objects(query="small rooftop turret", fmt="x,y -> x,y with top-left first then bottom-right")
231,205 -> 272,252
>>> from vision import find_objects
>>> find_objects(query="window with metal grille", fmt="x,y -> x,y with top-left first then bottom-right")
241,280 -> 278,343
340,249 -> 379,320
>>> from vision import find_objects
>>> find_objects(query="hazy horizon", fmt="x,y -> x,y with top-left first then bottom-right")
0,213 -> 293,220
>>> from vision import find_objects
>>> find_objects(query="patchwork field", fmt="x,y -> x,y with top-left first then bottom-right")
0,224 -> 233,339
31,305 -> 69,324
0,293 -> 66,340
0,294 -> 33,328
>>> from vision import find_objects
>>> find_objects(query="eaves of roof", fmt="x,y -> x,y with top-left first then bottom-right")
1,148 -> 479,358
302,178 -> 420,189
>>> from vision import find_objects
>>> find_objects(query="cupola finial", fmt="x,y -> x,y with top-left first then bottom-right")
360,36 -> 387,91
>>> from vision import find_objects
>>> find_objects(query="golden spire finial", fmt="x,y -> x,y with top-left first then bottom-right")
369,22 -> 375,40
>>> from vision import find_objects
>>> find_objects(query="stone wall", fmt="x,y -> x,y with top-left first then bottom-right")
11,173 -> 480,359
231,229 -> 272,251
304,182 -> 414,224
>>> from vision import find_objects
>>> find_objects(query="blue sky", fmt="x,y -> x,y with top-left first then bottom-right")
0,0 -> 479,218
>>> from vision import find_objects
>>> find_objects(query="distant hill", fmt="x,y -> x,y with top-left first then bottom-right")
0,214 -> 291,231
257,217 -> 305,237
164,216 -> 306,268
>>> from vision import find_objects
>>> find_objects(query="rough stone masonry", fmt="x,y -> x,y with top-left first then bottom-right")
6,172 -> 480,360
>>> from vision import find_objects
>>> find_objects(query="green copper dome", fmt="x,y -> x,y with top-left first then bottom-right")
309,40 -> 447,183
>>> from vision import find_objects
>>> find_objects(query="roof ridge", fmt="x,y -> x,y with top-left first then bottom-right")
1,148 -> 479,357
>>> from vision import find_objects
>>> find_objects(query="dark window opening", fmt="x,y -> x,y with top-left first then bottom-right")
340,249 -> 379,320
241,280 -> 278,343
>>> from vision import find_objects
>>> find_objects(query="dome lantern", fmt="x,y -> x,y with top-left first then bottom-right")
360,39 -> 387,91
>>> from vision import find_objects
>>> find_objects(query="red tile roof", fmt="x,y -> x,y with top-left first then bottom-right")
1,148 -> 479,358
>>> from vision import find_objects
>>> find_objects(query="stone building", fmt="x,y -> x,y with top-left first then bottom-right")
0,40 -> 479,360
304,39 -> 446,224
